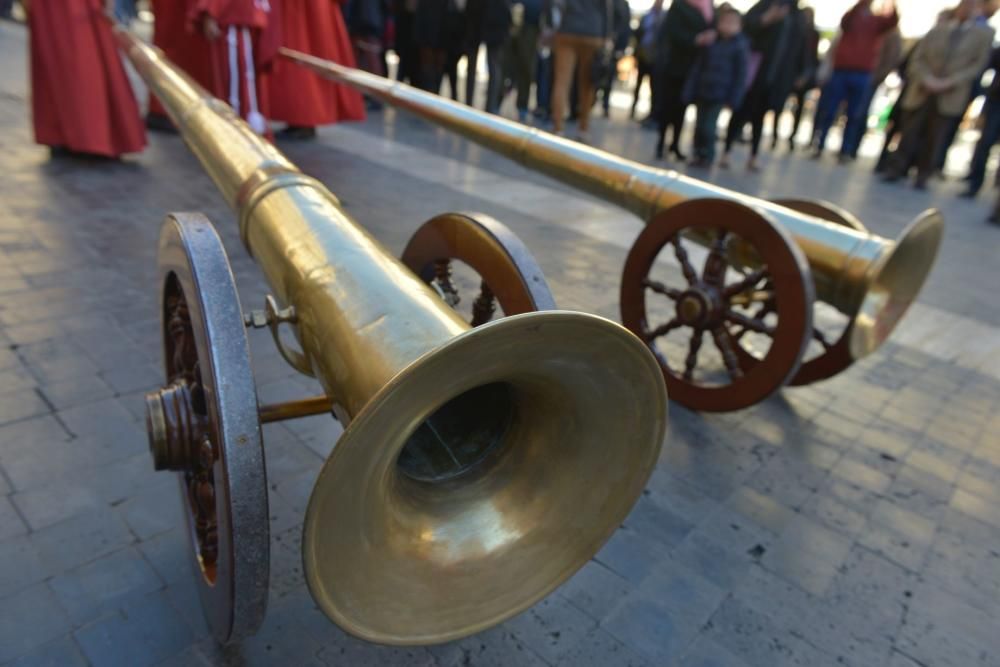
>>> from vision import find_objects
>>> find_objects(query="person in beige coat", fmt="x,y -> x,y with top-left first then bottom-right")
883,0 -> 993,189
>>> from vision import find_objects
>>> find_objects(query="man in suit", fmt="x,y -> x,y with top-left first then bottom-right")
884,0 -> 993,189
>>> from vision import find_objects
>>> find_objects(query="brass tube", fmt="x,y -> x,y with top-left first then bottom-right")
113,29 -> 469,418
281,50 -> 895,316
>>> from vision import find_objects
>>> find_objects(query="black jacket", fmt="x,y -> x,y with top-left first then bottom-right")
466,0 -> 512,46
656,1 -> 713,81
743,0 -> 809,110
683,34 -> 750,109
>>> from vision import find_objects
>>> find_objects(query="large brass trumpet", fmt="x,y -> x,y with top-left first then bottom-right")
283,50 -> 944,412
112,29 -> 668,645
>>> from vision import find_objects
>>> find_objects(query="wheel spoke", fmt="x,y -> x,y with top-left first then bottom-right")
683,329 -> 705,382
723,268 -> 769,298
670,235 -> 699,285
702,230 -> 731,286
725,308 -> 776,336
642,278 -> 683,300
644,317 -> 683,341
433,259 -> 461,307
712,326 -> 745,381
470,280 -> 497,327
729,290 -> 775,306
812,327 -> 833,350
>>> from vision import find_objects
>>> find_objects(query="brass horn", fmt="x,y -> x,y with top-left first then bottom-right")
284,50 -> 944,411
112,29 -> 668,644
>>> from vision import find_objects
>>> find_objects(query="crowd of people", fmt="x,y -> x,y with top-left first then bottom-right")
19,0 -> 1000,217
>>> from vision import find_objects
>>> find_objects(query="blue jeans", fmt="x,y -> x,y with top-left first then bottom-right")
813,70 -> 872,155
841,81 -> 878,157
535,52 -> 553,116
967,97 -> 1000,193
693,102 -> 723,162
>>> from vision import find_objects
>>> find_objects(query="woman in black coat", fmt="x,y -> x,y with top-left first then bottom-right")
721,0 -> 807,171
413,0 -> 451,91
654,0 -> 715,161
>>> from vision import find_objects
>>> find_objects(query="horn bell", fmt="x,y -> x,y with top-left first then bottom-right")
303,310 -> 668,645
849,210 -> 944,359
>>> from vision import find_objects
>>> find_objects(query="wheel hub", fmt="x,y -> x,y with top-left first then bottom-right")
145,380 -> 206,472
675,289 -> 716,328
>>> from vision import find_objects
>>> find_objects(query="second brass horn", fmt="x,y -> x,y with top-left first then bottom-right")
284,50 -> 943,380
113,29 -> 668,644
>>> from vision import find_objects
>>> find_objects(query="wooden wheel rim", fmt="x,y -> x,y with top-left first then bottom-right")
401,212 -> 556,325
621,199 -> 814,412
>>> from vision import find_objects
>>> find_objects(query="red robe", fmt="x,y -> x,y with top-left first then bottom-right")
29,0 -> 146,157
269,0 -> 365,127
149,0 -> 219,117
188,0 -> 280,134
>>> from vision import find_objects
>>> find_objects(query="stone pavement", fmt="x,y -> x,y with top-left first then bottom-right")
1,19 -> 1000,667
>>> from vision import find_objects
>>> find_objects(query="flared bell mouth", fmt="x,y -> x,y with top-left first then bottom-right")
849,210 -> 944,359
302,311 -> 667,645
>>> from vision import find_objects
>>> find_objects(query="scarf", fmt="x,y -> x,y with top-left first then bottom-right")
685,0 -> 714,24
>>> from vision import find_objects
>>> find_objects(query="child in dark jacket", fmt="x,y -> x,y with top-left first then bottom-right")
681,6 -> 749,167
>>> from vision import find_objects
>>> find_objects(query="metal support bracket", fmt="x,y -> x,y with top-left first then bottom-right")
244,295 -> 315,377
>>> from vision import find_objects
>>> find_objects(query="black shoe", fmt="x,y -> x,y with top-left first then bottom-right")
960,188 -> 979,199
914,179 -> 928,191
276,126 -> 317,140
670,146 -> 687,162
882,172 -> 903,183
49,146 -> 119,162
655,144 -> 665,160
145,113 -> 176,133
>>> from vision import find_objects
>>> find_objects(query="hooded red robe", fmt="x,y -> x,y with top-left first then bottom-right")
149,0 -> 220,117
188,0 -> 281,134
269,0 -> 365,127
29,0 -> 147,157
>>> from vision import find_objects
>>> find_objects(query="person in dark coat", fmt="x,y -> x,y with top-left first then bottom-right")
721,0 -> 807,171
597,0 -> 632,117
654,0 -> 715,161
631,0 -> 665,120
413,0 -> 450,91
463,0 -> 511,112
771,4 -> 818,150
502,0 -> 543,120
682,5 -> 749,166
962,46 -> 1000,197
392,0 -> 418,85
442,0 -> 466,100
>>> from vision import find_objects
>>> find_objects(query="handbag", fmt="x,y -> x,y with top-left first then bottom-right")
591,0 -> 614,88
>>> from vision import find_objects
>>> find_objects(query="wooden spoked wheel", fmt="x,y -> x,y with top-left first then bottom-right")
402,212 -> 556,325
769,198 -> 867,386
621,199 -> 814,412
145,213 -> 268,644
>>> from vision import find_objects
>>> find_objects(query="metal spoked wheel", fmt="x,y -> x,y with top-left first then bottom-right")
620,199 -> 815,412
144,213 -> 268,643
401,212 -> 556,325
767,198 -> 867,386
